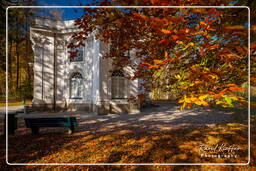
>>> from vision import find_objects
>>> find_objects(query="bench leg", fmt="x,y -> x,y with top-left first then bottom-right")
31,127 -> 39,135
67,125 -> 75,134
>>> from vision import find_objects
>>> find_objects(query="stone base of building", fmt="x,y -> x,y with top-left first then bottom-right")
32,103 -> 67,112
32,102 -> 140,115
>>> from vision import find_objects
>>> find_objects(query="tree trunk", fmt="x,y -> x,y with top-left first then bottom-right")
8,39 -> 13,93
15,44 -> 20,91
25,12 -> 31,85
15,16 -> 19,91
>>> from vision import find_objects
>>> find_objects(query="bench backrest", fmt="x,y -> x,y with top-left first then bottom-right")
25,117 -> 77,128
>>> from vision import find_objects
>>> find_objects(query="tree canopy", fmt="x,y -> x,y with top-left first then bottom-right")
70,0 -> 255,110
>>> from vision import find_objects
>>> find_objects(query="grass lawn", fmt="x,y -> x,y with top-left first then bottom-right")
0,107 -> 255,170
0,100 -> 32,107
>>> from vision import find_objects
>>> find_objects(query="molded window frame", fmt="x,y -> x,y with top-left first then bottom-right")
70,72 -> 83,99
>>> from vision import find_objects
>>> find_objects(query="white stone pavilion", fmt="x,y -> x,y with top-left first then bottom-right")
30,18 -> 140,114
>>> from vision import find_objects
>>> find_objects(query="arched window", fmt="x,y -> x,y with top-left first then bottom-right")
70,72 -> 83,99
111,70 -> 129,99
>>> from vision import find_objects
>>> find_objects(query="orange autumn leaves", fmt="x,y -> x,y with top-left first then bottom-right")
213,85 -> 245,99
72,5 -> 250,111
178,85 -> 246,111
131,9 -> 249,110
141,51 -> 174,69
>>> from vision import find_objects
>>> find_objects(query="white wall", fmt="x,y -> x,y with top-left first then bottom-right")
31,25 -> 97,106
31,18 -> 139,111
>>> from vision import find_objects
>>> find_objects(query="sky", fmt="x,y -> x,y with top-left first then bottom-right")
33,0 -> 242,22
35,0 -> 95,20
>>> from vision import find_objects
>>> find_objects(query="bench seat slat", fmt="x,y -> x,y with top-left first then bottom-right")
24,117 -> 78,134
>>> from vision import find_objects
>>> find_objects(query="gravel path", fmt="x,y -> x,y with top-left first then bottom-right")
0,104 -> 238,135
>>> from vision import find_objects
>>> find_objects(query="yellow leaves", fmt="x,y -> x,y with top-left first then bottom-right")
192,8 -> 207,14
177,154 -> 188,160
176,40 -> 184,45
181,42 -> 194,50
194,99 -> 209,106
207,136 -> 220,145
175,74 -> 181,79
179,95 -> 209,111
179,8 -> 187,13
208,74 -> 218,80
200,21 -> 207,26
186,42 -> 194,47
215,94 -> 244,107
161,29 -> 172,34
194,30 -> 207,35
153,59 -> 163,64
199,94 -> 209,100
179,102 -> 186,111
164,51 -> 169,58
126,139 -> 137,145
145,51 -> 172,69
194,30 -> 205,35
178,84 -> 245,110
176,40 -> 195,50
194,80 -> 202,85
229,96 -> 239,101
216,100 -> 224,105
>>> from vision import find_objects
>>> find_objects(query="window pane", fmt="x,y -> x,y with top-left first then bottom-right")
112,77 -> 118,98
124,79 -> 128,98
119,78 -> 125,98
70,43 -> 84,62
111,71 -> 129,99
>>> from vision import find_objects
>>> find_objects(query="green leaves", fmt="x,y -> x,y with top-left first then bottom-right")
224,96 -> 233,106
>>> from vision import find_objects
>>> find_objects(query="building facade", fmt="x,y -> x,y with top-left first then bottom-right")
30,18 -> 140,114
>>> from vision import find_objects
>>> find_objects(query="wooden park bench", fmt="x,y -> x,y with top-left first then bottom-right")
24,117 -> 77,135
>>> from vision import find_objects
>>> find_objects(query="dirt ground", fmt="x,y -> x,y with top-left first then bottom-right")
0,104 -> 253,170
0,104 -> 240,135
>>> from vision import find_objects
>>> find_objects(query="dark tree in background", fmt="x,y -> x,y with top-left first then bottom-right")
0,0 -> 35,101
